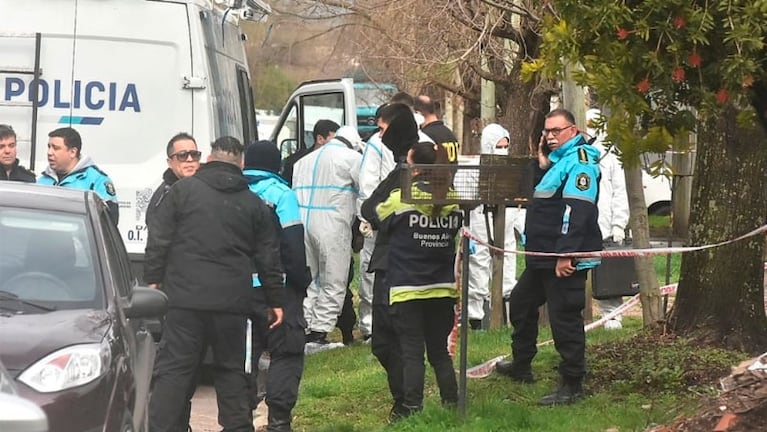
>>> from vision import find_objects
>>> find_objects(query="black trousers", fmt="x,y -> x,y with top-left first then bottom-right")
251,286 -> 306,423
390,297 -> 458,408
509,267 -> 587,379
370,271 -> 403,406
336,258 -> 357,341
149,308 -> 253,432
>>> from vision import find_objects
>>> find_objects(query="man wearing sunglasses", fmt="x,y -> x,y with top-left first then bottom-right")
145,136 -> 284,432
495,108 -> 602,406
146,132 -> 201,234
144,131 -> 201,432
0,124 -> 35,182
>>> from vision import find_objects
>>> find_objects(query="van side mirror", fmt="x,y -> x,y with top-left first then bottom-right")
125,286 -> 168,319
279,139 -> 298,160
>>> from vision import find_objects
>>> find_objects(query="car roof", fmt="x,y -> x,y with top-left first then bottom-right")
0,182 -> 94,214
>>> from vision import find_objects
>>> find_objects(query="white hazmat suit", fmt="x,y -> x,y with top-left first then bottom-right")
294,130 -> 362,334
466,124 -> 525,324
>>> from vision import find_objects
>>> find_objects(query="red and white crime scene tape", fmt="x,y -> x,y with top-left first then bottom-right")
462,223 -> 767,260
450,223 -> 767,379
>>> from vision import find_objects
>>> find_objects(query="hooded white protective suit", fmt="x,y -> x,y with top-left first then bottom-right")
586,108 -> 630,326
466,124 -> 526,323
294,136 -> 361,334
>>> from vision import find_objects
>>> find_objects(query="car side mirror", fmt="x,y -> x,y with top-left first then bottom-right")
0,393 -> 48,432
124,286 -> 168,319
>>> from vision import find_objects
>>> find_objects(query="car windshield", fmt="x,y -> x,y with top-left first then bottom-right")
0,208 -> 102,313
355,86 -> 397,108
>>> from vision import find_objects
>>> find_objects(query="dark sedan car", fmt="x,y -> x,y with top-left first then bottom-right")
0,182 -> 167,432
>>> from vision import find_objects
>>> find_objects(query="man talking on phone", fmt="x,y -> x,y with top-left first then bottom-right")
495,108 -> 602,406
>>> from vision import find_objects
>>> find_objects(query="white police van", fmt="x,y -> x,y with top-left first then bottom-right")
0,0 -> 270,271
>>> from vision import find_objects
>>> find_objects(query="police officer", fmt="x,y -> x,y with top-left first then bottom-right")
360,103 -> 422,420
145,137 -> 284,432
495,109 -> 602,406
244,140 -> 312,432
0,124 -> 35,182
365,141 -> 461,420
413,95 -> 460,163
146,132 -> 201,232
145,132 -> 201,432
38,127 -> 119,223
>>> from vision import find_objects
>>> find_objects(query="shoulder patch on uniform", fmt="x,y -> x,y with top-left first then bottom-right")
575,173 -> 591,191
105,182 -> 116,196
578,148 -> 589,164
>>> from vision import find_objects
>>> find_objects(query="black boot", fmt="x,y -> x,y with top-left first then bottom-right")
388,403 -> 421,423
538,377 -> 584,406
266,410 -> 293,432
495,359 -> 535,383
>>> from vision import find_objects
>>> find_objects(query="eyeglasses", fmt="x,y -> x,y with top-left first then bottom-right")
170,150 -> 202,161
542,125 -> 574,137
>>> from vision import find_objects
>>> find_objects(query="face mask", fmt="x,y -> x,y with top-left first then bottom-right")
494,147 -> 509,156
413,112 -> 425,126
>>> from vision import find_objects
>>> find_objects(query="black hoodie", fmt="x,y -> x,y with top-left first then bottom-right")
144,161 -> 284,313
381,106 -> 419,161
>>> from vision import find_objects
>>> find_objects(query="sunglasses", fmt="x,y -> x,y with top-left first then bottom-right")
170,150 -> 202,161
542,125 -> 574,137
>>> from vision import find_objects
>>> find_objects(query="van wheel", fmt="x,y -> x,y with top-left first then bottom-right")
648,202 -> 671,216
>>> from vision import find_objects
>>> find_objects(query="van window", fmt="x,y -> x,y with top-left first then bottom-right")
302,92 -> 344,149
237,67 -> 257,143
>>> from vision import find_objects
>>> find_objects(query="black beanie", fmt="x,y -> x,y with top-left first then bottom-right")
244,140 -> 281,173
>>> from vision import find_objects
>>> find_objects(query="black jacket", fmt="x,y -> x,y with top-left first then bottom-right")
0,159 -> 35,183
145,168 -> 179,233
360,165 -> 404,305
143,161 -> 284,313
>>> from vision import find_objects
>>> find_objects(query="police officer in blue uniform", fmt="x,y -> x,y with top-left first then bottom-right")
38,127 -> 119,224
244,140 -> 312,432
495,108 -> 602,406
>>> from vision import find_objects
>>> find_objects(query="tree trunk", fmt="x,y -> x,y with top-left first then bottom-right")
502,77 -> 550,157
668,108 -> 767,353
625,164 -> 663,325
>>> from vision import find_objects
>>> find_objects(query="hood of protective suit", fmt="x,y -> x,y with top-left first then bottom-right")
480,123 -> 510,155
333,125 -> 364,151
194,161 -> 249,193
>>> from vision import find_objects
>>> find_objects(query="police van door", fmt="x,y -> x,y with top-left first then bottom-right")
270,78 -> 356,161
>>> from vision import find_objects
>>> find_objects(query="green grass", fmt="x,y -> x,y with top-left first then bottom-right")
648,214 -> 671,229
294,318 -> 726,431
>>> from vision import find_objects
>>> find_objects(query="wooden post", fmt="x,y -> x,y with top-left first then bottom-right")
584,271 -> 593,322
490,206 -> 506,328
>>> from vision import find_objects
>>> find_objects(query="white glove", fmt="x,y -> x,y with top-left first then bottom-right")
611,226 -> 626,244
359,221 -> 374,238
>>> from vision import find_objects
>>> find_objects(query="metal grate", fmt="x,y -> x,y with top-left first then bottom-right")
401,155 -> 535,206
